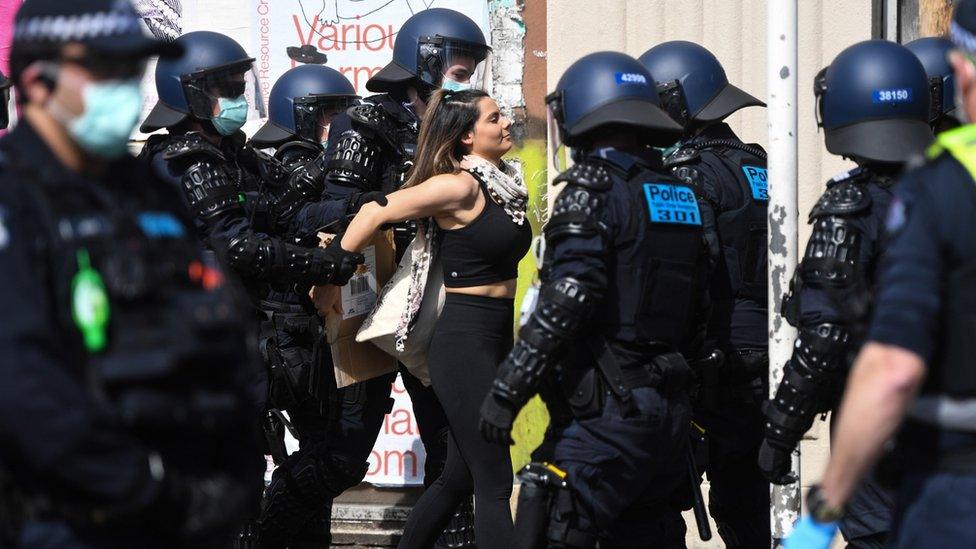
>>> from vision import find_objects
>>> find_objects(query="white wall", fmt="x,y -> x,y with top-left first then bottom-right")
547,0 -> 874,247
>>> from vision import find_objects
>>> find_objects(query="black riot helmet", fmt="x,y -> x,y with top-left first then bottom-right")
0,70 -> 10,130
141,31 -> 264,133
366,8 -> 491,98
547,51 -> 682,163
638,41 -> 764,129
250,64 -> 359,148
816,40 -> 933,164
906,37 -> 957,128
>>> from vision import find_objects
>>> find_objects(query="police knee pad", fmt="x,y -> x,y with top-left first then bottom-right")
258,446 -> 367,547
435,497 -> 477,548
514,463 -> 596,549
327,450 -> 370,494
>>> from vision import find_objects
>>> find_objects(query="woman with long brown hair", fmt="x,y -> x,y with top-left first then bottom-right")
329,88 -> 530,548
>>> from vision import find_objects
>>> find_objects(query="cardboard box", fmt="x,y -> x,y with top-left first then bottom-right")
317,231 -> 398,388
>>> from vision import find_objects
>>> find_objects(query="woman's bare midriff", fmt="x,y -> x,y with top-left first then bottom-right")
445,279 -> 517,299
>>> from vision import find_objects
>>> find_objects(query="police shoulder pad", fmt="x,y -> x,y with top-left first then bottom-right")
809,179 -> 872,220
663,147 -> 701,169
162,134 -> 226,162
347,103 -> 399,148
347,103 -> 390,126
275,140 -> 321,165
553,161 -> 612,191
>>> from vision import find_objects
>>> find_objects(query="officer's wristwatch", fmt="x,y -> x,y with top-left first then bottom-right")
807,484 -> 845,523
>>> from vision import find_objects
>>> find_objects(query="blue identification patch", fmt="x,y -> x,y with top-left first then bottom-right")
872,88 -> 913,104
741,165 -> 769,201
138,212 -> 185,239
642,183 -> 702,226
615,72 -> 648,86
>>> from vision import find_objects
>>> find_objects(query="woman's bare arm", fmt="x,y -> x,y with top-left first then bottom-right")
339,172 -> 479,252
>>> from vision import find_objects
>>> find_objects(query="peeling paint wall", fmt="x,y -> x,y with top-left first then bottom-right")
490,0 -> 529,141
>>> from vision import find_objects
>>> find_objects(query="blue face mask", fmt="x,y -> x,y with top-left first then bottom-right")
441,77 -> 472,92
69,80 -> 143,159
211,95 -> 249,136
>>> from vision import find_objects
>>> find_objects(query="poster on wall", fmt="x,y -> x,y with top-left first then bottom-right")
250,0 -> 490,97
364,374 -> 428,487
133,1 -> 232,134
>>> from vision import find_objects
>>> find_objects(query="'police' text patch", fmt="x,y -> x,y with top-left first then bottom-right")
642,183 -> 701,226
741,165 -> 769,201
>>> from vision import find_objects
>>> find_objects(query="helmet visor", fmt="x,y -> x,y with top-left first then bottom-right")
813,66 -> 828,129
546,97 -> 567,172
418,38 -> 492,91
656,80 -> 690,128
183,59 -> 266,121
294,95 -> 360,142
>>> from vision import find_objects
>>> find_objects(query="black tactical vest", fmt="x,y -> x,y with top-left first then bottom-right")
16,160 -> 255,475
598,164 -> 707,348
709,142 -> 769,305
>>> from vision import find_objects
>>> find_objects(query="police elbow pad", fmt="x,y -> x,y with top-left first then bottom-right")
271,157 -> 327,230
493,278 -> 595,405
766,322 -> 852,441
325,130 -> 383,191
226,232 -> 277,279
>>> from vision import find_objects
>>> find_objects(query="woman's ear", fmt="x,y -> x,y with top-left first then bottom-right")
460,130 -> 474,147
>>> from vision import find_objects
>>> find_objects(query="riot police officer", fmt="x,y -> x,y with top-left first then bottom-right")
0,0 -> 264,546
139,31 -> 363,297
759,40 -> 934,548
787,3 -> 976,547
906,36 -> 960,134
244,63 -> 399,547
479,50 -> 707,548
262,8 -> 493,547
639,40 -> 769,549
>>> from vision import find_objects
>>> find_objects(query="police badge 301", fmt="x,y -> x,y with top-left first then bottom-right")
644,182 -> 703,226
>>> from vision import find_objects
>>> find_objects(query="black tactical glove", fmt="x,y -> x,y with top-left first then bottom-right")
479,393 -> 517,446
316,237 -> 365,286
757,438 -> 798,485
346,191 -> 388,217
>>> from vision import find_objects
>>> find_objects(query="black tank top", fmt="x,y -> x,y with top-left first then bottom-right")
439,171 -> 532,288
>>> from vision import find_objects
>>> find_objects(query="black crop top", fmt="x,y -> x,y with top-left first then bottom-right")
439,172 -> 532,288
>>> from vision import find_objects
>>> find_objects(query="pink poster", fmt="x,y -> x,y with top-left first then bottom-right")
0,0 -> 21,76
0,0 -> 21,135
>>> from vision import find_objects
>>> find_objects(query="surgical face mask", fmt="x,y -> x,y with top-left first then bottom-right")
441,77 -> 472,92
211,95 -> 249,136
56,79 -> 143,159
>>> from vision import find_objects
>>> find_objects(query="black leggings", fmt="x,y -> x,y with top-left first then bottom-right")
397,293 -> 515,549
